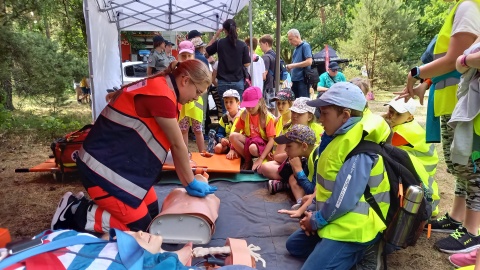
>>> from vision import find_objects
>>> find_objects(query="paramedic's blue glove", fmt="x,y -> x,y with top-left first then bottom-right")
185,179 -> 218,197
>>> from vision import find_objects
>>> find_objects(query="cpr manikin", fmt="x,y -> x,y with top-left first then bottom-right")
148,175 -> 220,244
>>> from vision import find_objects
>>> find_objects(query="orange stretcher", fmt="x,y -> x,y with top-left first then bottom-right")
15,158 -> 77,181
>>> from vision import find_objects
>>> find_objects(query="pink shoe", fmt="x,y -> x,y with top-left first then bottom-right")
449,249 -> 477,268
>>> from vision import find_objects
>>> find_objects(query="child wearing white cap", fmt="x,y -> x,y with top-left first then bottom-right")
383,97 -> 440,216
214,89 -> 243,155
285,82 -> 391,270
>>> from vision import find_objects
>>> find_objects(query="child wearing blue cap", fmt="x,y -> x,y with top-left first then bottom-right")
285,82 -> 391,270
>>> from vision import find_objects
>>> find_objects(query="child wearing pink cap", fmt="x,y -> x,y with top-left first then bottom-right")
228,86 -> 276,170
177,40 -> 205,152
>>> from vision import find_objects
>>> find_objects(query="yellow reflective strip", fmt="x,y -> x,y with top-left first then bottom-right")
317,173 -> 335,192
424,163 -> 437,173
101,106 -> 167,162
434,77 -> 459,90
194,101 -> 203,110
368,172 -> 384,188
79,149 -> 148,200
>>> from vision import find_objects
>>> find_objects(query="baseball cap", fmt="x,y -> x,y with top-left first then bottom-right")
271,89 -> 295,102
191,37 -> 206,48
153,35 -> 165,44
274,124 -> 316,145
290,97 -> 316,114
328,61 -> 340,70
187,30 -> 204,40
241,86 -> 262,108
307,82 -> 366,111
385,97 -> 417,114
165,40 -> 175,47
178,40 -> 195,54
223,89 -> 241,100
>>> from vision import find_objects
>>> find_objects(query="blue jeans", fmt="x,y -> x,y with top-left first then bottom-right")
217,79 -> 244,113
292,80 -> 309,98
286,229 -> 380,270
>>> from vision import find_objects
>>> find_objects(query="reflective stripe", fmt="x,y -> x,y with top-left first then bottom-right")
194,101 -> 203,110
368,172 -> 384,188
316,173 -> 335,192
409,144 -> 436,158
101,106 -> 168,163
315,191 -> 390,214
424,163 -> 437,173
79,149 -> 148,200
428,176 -> 434,190
434,77 -> 459,90
433,52 -> 446,60
84,204 -> 112,233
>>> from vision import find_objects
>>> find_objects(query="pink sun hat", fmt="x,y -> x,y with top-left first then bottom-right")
241,86 -> 262,108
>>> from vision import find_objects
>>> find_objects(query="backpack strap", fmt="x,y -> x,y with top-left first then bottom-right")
346,140 -> 388,226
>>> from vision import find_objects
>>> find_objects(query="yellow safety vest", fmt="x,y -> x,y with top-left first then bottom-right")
307,146 -> 320,181
433,0 -> 480,116
219,109 -> 243,137
393,121 -> 439,177
316,114 -> 391,243
309,122 -> 324,145
243,111 -> 276,141
179,96 -> 204,123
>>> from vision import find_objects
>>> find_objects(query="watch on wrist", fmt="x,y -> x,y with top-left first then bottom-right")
410,67 -> 421,79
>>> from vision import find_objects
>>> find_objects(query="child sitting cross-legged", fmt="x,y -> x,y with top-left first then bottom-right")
273,124 -> 320,210
214,89 -> 243,156
257,97 -> 323,194
228,86 -> 276,170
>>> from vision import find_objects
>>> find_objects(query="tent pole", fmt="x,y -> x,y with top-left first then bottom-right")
275,0 -> 281,93
248,0 -> 253,82
116,14 -> 124,86
84,0 -> 97,120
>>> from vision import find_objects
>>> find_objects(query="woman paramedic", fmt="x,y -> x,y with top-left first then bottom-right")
51,59 -> 218,234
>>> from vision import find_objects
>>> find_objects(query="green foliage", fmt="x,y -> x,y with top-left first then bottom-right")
340,0 -> 417,87
0,104 -> 13,130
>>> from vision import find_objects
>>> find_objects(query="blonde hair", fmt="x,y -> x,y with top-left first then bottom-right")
350,77 -> 370,96
284,112 -> 316,130
241,98 -> 270,131
106,59 -> 211,102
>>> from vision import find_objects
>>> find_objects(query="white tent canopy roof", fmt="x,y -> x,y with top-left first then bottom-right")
99,0 -> 248,31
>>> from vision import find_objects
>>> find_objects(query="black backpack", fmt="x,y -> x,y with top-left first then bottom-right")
265,51 -> 288,82
346,139 -> 433,268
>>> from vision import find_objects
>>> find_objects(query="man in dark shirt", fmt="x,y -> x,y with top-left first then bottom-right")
286,29 -> 313,98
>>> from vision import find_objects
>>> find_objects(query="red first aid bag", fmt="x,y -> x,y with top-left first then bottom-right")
50,124 -> 92,170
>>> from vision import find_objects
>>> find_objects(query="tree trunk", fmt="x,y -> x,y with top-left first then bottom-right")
370,32 -> 378,88
1,76 -> 15,110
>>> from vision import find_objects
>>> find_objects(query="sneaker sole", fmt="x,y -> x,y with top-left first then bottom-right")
438,244 -> 480,254
51,192 -> 74,230
428,228 -> 457,234
448,257 -> 463,268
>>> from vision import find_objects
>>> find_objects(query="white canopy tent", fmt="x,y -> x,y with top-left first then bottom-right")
83,0 -> 250,119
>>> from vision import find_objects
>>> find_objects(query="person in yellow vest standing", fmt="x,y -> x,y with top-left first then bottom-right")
383,98 -> 440,216
285,82 -> 390,270
396,0 -> 480,253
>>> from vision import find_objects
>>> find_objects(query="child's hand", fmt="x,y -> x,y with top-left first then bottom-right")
252,159 -> 263,171
278,209 -> 302,218
221,138 -> 229,146
266,152 -> 274,161
289,157 -> 303,173
226,149 -> 238,160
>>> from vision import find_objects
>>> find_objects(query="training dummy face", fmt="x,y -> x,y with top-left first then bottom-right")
124,231 -> 163,254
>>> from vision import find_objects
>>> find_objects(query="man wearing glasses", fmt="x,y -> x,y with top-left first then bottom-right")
316,62 -> 346,97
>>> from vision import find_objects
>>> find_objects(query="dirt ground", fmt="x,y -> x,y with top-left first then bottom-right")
0,92 -> 456,269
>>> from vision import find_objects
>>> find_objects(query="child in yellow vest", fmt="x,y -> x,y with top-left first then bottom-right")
258,97 -> 323,193
214,89 -> 242,155
383,97 -> 440,215
229,86 -> 276,170
286,82 -> 390,270
177,40 -> 206,152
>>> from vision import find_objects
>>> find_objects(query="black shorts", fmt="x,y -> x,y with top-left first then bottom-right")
278,157 -> 308,182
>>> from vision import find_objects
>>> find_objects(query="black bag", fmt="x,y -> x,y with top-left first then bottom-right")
265,51 -> 288,82
304,67 -> 319,88
346,139 -> 432,268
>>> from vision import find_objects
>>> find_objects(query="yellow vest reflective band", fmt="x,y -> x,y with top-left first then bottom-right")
179,96 -> 204,123
393,121 -> 439,177
433,0 -> 480,116
307,146 -> 320,181
407,153 -> 440,216
243,112 -> 276,141
309,122 -> 324,145
315,114 -> 391,242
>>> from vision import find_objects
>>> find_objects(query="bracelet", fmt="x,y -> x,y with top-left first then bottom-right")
461,55 -> 469,67
424,78 -> 433,88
